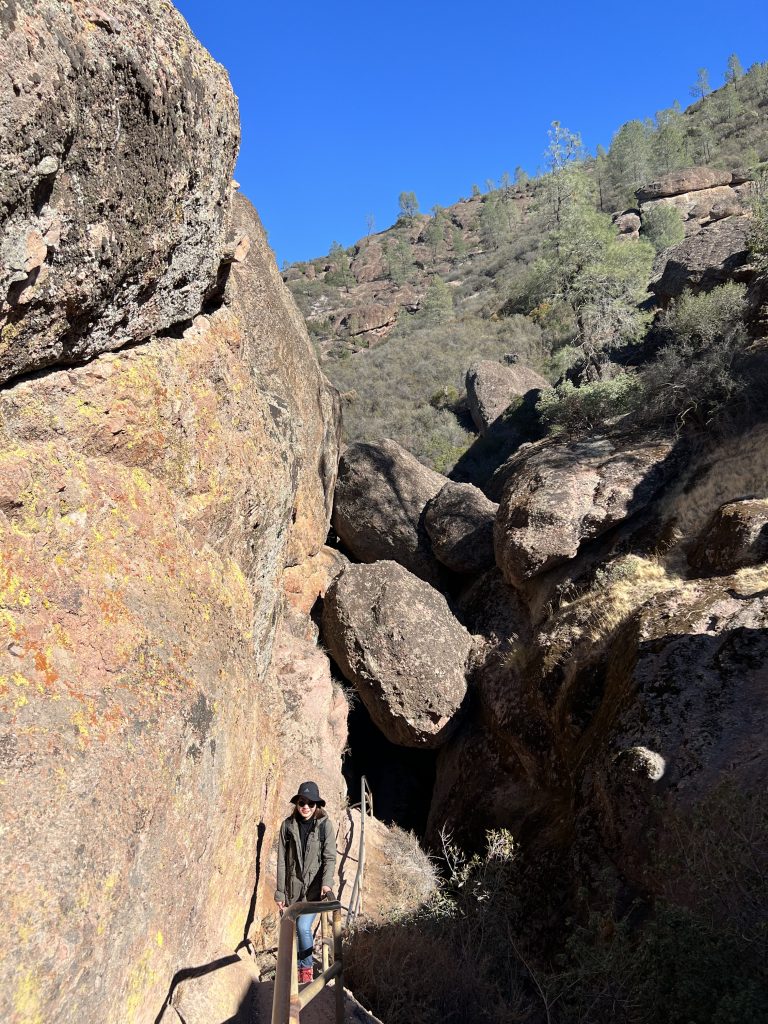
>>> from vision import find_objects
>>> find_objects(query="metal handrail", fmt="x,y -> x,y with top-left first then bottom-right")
271,898 -> 344,1024
346,776 -> 373,925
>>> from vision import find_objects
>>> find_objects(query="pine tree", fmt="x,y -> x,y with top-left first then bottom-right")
608,120 -> 653,206
594,145 -> 609,212
690,67 -> 711,101
725,53 -> 745,85
328,240 -> 353,291
451,227 -> 467,261
534,197 -> 655,368
425,206 -> 449,260
479,192 -> 507,248
540,122 -> 589,225
421,276 -> 453,325
384,237 -> 413,285
653,104 -> 688,174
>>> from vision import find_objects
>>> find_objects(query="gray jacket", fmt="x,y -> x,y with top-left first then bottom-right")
274,812 -> 336,905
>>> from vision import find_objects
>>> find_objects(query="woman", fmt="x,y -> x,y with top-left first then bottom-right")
274,780 -> 336,984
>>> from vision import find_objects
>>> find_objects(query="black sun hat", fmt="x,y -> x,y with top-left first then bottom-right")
290,780 -> 326,807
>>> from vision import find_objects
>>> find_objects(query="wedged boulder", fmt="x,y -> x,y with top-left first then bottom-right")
456,568 -> 530,651
332,439 -> 446,584
494,434 -> 675,586
424,481 -> 498,574
688,498 -> 768,575
651,216 -> 751,302
0,201 -> 339,1024
321,561 -> 472,748
636,167 -> 733,203
585,571 -> 768,889
466,359 -> 548,434
0,0 -> 239,383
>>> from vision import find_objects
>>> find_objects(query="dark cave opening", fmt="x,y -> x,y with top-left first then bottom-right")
341,695 -> 437,838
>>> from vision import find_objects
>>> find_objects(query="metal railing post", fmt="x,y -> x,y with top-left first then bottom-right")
321,907 -> 330,974
347,776 -> 373,925
289,923 -> 300,1024
333,907 -> 344,1024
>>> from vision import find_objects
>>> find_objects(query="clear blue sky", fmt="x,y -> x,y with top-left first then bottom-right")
175,0 -> 768,267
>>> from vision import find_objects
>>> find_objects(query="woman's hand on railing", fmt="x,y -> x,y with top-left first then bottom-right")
321,886 -> 333,898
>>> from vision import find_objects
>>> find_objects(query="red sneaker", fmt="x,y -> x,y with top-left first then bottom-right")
298,966 -> 313,984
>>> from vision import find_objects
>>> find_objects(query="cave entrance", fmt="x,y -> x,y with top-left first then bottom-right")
342,696 -> 437,837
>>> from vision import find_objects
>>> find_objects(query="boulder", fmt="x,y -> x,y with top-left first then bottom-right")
466,359 -> 549,434
424,481 -> 498,574
0,0 -> 239,384
688,498 -> 768,575
636,167 -> 733,203
332,439 -> 446,584
614,210 -> 641,236
282,545 -> 349,619
0,184 -> 339,1024
651,216 -> 751,302
494,435 -> 675,585
321,561 -> 472,748
267,629 -> 349,828
456,568 -> 530,651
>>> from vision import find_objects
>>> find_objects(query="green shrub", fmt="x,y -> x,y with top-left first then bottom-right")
429,384 -> 461,411
639,282 -> 748,424
660,280 -> 746,346
641,202 -> 686,251
537,373 -> 641,432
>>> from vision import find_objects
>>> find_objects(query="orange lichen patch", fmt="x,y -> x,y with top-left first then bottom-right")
32,649 -> 58,690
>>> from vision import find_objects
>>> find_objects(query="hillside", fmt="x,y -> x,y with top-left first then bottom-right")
284,60 -> 768,470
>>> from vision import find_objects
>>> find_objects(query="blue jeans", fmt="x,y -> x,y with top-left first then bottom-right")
296,913 -> 317,969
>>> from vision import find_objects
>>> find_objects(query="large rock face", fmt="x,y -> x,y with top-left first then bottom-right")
322,561 -> 472,748
650,215 -> 751,302
0,12 -> 341,1020
494,434 -> 675,586
332,439 -> 446,584
0,0 -> 239,383
586,571 -> 768,889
